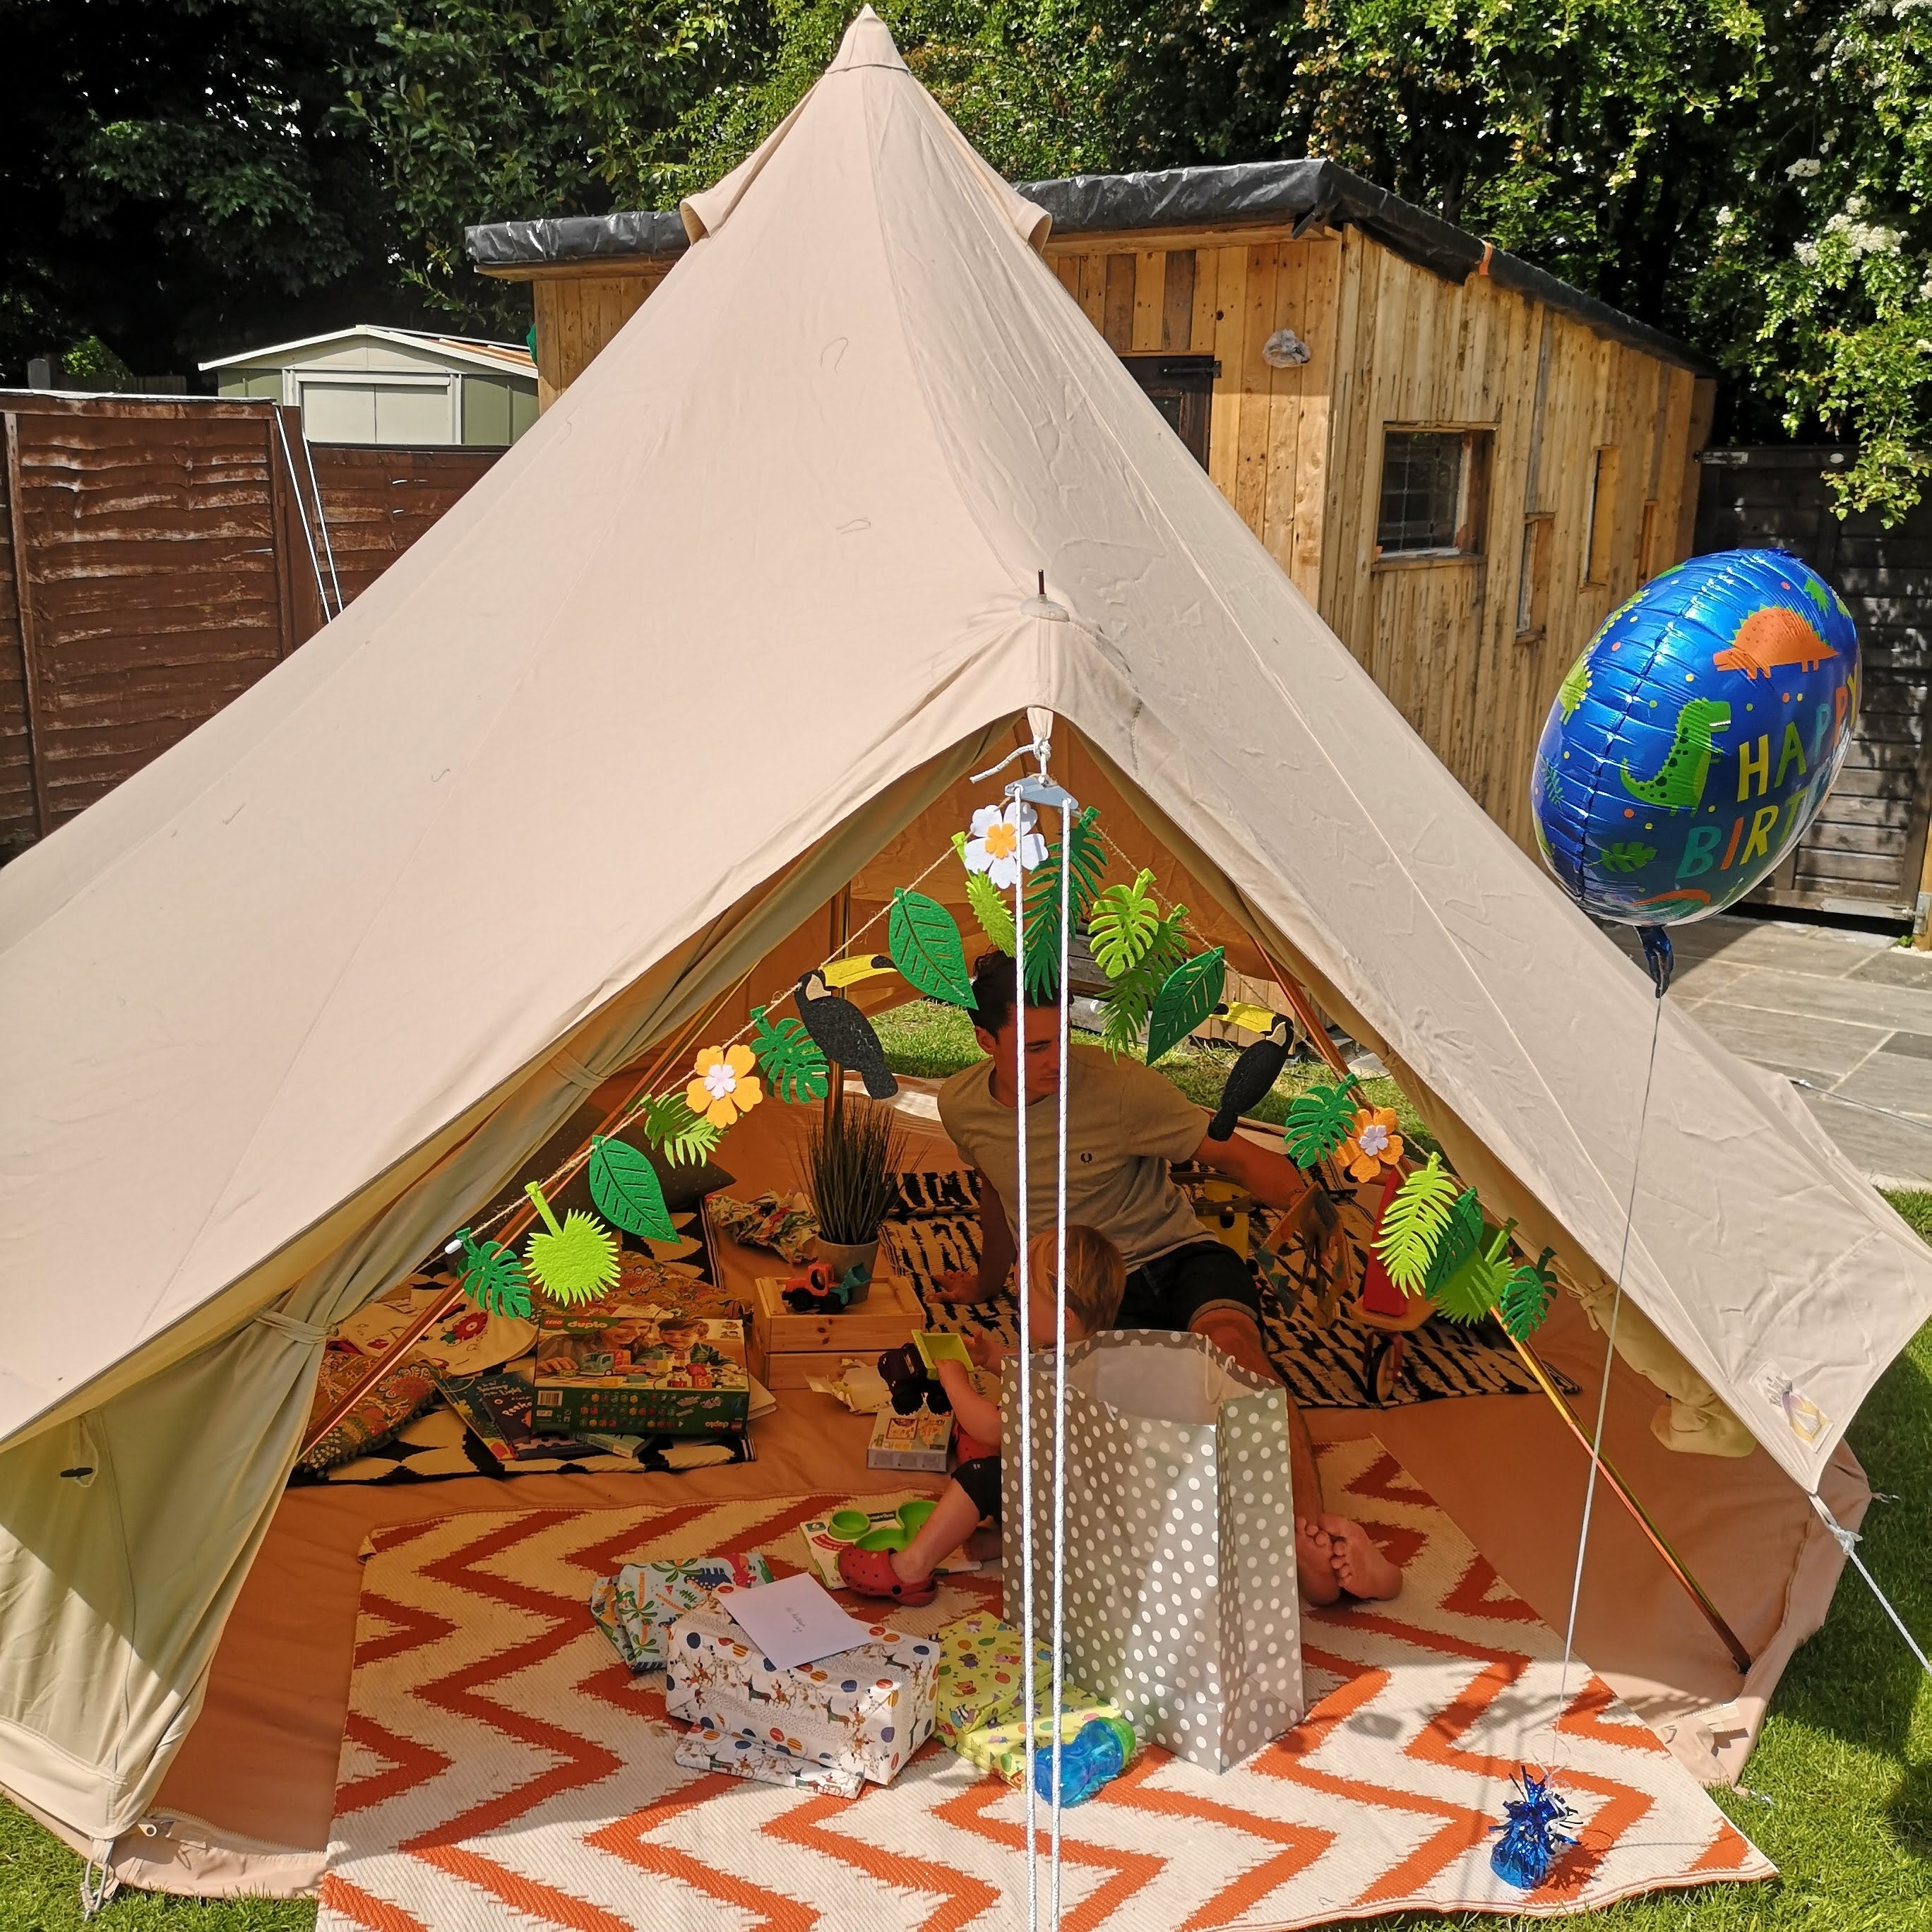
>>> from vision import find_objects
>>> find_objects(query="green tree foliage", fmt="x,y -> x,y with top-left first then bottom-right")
0,0 -> 403,378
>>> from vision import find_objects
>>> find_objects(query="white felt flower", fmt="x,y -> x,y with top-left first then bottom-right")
961,802 -> 1046,890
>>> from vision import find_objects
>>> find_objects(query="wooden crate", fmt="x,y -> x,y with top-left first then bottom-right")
749,1273 -> 923,1385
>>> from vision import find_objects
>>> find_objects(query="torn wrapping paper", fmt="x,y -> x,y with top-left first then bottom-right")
663,1586 -> 939,1787
588,1554 -> 775,1671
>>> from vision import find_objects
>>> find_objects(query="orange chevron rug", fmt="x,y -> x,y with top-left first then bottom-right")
317,1441 -> 1770,1931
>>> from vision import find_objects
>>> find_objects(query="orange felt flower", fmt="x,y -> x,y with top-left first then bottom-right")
1337,1106 -> 1403,1183
686,1043 -> 763,1128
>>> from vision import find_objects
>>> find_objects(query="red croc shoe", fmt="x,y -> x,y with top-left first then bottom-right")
837,1543 -> 937,1606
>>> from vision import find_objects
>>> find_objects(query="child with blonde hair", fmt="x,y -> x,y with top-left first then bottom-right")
838,1225 -> 1126,1605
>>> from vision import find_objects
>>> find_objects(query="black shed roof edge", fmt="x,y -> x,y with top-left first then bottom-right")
465,158 -> 1707,373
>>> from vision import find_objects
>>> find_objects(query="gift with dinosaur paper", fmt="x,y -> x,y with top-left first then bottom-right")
588,1553 -> 776,1672
662,1586 -> 939,1788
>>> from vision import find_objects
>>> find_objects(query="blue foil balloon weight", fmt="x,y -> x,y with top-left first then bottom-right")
1490,1768 -> 1578,1889
1532,549 -> 1859,927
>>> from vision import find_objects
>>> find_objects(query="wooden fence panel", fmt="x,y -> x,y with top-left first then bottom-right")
0,395 -> 499,861
1695,446 -> 1932,923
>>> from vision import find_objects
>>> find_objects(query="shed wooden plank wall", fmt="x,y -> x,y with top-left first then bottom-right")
1040,228 -> 1711,853
517,226 -> 1710,862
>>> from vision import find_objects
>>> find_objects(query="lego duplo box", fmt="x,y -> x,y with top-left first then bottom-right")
662,1586 -> 940,1789
931,1612 -> 1087,1753
531,1304 -> 749,1438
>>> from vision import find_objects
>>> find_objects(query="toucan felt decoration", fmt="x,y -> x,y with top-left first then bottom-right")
792,969 -> 898,1099
1208,1014 -> 1293,1140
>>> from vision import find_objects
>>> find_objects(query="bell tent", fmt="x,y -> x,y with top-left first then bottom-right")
1,6 -> 1927,1884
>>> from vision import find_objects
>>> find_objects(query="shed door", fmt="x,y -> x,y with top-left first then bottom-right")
1120,355 -> 1216,470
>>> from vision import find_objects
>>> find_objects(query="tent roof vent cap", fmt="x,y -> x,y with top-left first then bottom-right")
1020,568 -> 1069,621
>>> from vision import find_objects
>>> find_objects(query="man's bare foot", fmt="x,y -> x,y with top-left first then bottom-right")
1296,1516 -> 1342,1606
1321,1514 -> 1401,1601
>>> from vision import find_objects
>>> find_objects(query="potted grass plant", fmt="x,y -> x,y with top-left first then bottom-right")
801,1099 -> 906,1301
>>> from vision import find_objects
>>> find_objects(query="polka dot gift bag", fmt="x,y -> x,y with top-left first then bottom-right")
1001,1330 -> 1306,1773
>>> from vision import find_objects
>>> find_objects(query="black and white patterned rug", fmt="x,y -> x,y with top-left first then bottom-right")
879,1195 -> 1576,1412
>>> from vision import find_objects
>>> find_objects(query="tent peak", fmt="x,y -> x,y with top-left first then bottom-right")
829,6 -> 910,73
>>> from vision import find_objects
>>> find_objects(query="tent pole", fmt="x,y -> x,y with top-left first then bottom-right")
1501,1330 -> 1752,1673
297,985 -> 740,1460
1252,941 -> 1751,1675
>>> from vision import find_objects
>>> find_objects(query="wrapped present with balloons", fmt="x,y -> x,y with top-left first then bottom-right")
1532,549 -> 1859,984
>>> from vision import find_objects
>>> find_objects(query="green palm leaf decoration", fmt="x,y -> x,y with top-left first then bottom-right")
1281,1080 -> 1357,1167
953,833 -> 1016,955
1373,1154 -> 1462,1295
1097,907 -> 1188,1055
749,1005 -> 830,1104
523,1182 -> 619,1305
1087,869 -> 1160,979
1499,1248 -> 1559,1341
453,1227 -> 531,1318
888,889 -> 975,1006
1421,1189 -> 1485,1299
636,1091 -> 724,1167
588,1135 -> 674,1241
1144,946 -> 1226,1066
1022,804 -> 1108,1000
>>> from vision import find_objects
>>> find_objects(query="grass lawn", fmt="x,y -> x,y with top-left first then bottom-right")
3,1007 -> 1926,1929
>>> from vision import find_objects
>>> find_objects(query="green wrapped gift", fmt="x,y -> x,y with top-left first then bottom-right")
931,1612 -> 1093,1753
961,1703 -> 1131,1787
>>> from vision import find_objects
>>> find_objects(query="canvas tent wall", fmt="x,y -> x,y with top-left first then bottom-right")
1,7 -> 1928,1863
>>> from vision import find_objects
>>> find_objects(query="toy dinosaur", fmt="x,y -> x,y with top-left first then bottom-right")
1711,605 -> 1835,681
1620,697 -> 1730,810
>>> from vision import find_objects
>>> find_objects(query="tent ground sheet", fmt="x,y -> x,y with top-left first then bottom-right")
314,1438 -> 1769,1931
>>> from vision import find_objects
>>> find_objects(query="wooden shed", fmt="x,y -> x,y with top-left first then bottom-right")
467,161 -> 1714,857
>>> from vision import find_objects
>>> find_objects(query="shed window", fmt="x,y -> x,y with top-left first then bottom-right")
1376,429 -> 1491,558
1121,354 -> 1217,470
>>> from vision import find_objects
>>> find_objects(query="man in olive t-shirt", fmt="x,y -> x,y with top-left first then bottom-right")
935,952 -> 1402,1606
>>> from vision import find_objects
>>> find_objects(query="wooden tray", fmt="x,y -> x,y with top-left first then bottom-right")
750,1272 -> 922,1383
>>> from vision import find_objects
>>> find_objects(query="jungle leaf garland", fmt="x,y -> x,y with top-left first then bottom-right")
1022,804 -> 1108,1000
1282,1079 -> 1358,1167
749,1005 -> 830,1104
888,888 -> 976,1007
523,1181 -> 619,1304
1087,869 -> 1162,979
953,832 -> 1017,955
1144,946 -> 1227,1066
453,1227 -> 532,1318
587,1135 -> 675,1241
1421,1188 -> 1486,1301
637,1091 -> 724,1167
1373,1154 -> 1462,1295
1499,1248 -> 1558,1341
1097,905 -> 1189,1056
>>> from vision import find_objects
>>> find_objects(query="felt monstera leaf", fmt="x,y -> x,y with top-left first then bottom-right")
953,832 -> 1016,955
588,1135 -> 675,1241
1144,946 -> 1227,1066
523,1182 -> 619,1304
1499,1248 -> 1559,1342
888,889 -> 975,1007
1373,1155 -> 1462,1295
453,1227 -> 532,1318
1087,869 -> 1162,980
750,1005 -> 830,1104
1426,1198 -> 1518,1325
1282,1080 -> 1357,1167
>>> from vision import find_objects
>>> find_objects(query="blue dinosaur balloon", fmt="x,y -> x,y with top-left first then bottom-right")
1532,549 -> 1859,927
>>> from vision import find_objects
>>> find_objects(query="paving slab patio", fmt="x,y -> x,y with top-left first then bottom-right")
1603,914 -> 1932,1189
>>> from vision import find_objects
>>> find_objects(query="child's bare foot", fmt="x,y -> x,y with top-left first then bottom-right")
1296,1516 -> 1342,1605
1320,1515 -> 1402,1600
